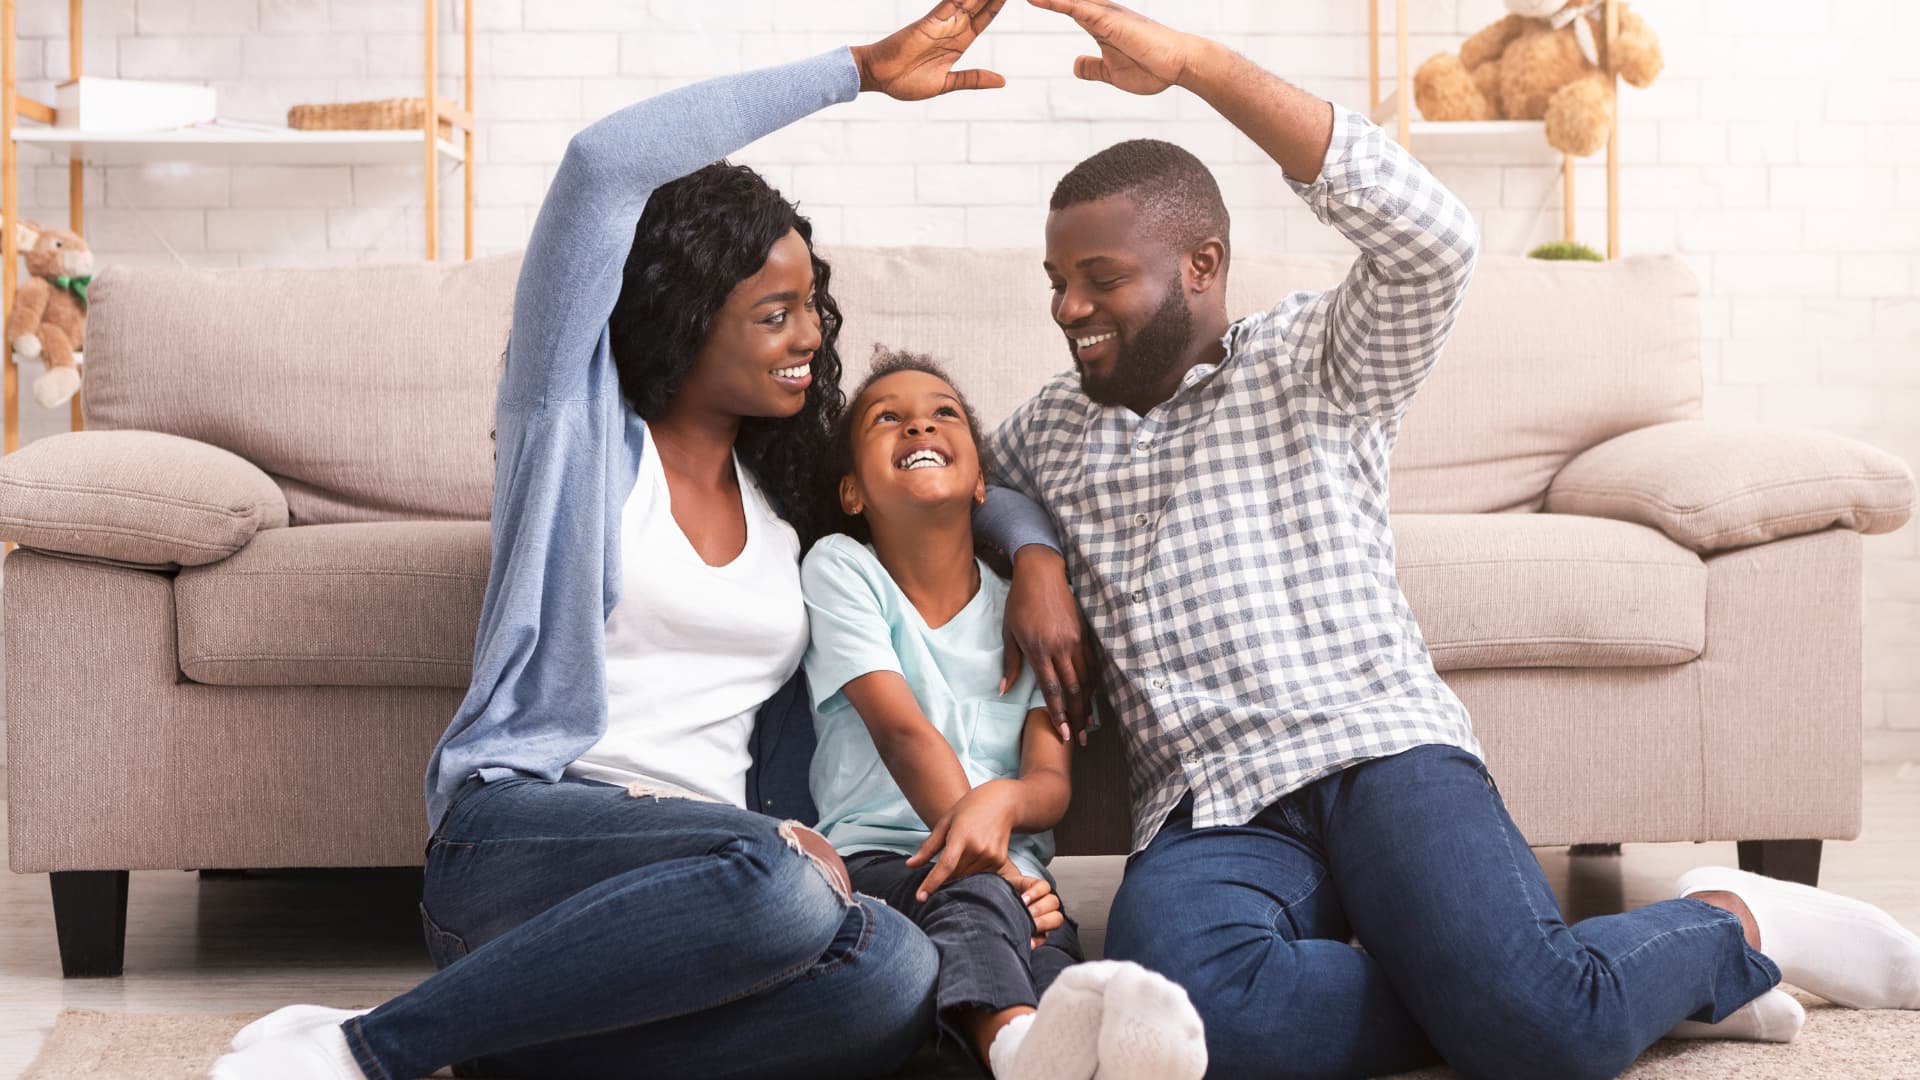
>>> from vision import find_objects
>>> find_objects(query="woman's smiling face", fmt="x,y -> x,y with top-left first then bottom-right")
677,228 -> 823,420
840,369 -> 986,525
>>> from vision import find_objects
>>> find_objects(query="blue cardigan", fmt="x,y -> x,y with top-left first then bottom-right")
423,49 -> 1057,833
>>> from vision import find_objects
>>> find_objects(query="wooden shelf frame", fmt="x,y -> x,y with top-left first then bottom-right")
1,0 -> 477,456
1367,0 -> 1622,260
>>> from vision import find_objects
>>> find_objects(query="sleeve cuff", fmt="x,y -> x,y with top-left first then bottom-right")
1286,103 -> 1381,221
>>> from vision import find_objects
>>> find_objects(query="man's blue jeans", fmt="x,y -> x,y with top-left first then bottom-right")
1104,745 -> 1779,1080
343,776 -> 938,1080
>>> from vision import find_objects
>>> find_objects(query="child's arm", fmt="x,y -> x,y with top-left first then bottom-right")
839,671 -> 975,830
906,708 -> 1073,900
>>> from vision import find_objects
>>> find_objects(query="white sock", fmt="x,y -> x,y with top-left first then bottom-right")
1678,866 -> 1920,1010
1096,962 -> 1208,1080
230,1005 -> 372,1051
986,1011 -> 1036,1078
208,1013 -> 368,1080
1665,988 -> 1806,1042
1005,959 -> 1126,1080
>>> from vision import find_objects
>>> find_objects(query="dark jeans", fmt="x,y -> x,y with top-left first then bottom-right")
344,776 -> 938,1080
1104,745 -> 1779,1080
845,852 -> 1083,1052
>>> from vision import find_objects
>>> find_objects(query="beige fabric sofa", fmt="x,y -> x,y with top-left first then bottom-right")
3,249 -> 1912,977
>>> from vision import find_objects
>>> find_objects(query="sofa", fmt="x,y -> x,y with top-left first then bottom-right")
3,247 -> 1913,978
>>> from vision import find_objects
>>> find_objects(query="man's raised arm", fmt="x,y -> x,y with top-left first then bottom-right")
1029,0 -> 1480,418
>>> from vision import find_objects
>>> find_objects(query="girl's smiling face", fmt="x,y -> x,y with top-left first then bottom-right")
840,368 -> 986,525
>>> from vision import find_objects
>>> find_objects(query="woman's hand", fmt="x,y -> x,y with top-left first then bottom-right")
851,0 -> 1008,100
907,779 -> 1022,899
1003,546 -> 1092,742
1025,0 -> 1199,95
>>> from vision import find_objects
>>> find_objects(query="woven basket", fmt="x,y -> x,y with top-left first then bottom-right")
288,97 -> 453,139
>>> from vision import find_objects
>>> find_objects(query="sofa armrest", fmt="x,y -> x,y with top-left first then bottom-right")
0,430 -> 289,567
1545,420 -> 1915,554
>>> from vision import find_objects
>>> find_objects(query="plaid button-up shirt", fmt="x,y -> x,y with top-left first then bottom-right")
984,106 -> 1484,852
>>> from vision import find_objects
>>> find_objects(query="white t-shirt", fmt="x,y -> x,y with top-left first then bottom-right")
565,441 -> 807,807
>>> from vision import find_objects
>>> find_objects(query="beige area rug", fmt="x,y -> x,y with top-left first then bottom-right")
22,994 -> 1920,1079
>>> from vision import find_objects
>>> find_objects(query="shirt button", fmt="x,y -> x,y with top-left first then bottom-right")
1183,750 -> 1201,765
1133,512 -> 1152,527
1130,588 -> 1146,603
1149,677 -> 1168,690
1134,439 -> 1152,453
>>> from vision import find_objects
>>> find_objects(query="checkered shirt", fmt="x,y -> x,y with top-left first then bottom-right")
984,105 -> 1484,852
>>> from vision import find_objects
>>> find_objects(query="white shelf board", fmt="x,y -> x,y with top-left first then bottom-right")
11,127 -> 464,166
1369,90 -> 1558,155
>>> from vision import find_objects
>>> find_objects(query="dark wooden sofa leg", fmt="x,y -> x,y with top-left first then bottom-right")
1736,839 -> 1822,887
49,870 -> 129,977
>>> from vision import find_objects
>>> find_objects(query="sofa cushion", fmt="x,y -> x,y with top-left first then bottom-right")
82,255 -> 519,527
1394,512 -> 1706,671
174,521 -> 490,687
171,512 -> 1700,689
0,430 -> 288,567
1546,420 -> 1917,553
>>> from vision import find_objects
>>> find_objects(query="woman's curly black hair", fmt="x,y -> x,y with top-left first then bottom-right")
608,161 -> 846,545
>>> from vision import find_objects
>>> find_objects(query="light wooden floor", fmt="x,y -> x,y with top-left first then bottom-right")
2,765 -> 1917,1076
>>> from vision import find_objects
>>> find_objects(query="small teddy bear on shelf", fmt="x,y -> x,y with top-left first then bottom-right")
5,219 -> 93,409
1414,0 -> 1664,158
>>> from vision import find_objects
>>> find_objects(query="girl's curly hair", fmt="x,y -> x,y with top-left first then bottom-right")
609,161 -> 846,545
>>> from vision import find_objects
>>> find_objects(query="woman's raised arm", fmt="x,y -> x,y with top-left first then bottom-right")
502,1 -> 1009,407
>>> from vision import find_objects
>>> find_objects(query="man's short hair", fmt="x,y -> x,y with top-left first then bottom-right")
1049,139 -> 1231,261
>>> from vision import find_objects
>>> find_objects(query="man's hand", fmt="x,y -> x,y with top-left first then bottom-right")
851,0 -> 1008,100
1025,0 -> 1199,95
1003,546 -> 1092,742
906,779 -> 1023,899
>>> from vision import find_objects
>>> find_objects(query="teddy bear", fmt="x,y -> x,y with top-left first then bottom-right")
1414,0 -> 1664,158
5,220 -> 92,409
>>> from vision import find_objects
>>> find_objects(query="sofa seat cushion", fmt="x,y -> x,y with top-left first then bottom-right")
1394,513 -> 1706,671
175,521 -> 490,687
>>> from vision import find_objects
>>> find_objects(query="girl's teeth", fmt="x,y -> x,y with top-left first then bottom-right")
774,364 -> 809,378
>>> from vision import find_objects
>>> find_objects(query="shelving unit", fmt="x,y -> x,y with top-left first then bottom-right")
0,0 -> 476,456
1366,0 -> 1622,259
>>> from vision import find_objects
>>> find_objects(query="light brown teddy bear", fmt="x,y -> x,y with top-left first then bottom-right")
5,220 -> 92,409
1414,0 -> 1663,157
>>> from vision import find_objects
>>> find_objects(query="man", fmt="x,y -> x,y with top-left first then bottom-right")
991,1 -> 1920,1076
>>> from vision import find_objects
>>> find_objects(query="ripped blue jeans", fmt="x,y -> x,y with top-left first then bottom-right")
343,775 -> 937,1080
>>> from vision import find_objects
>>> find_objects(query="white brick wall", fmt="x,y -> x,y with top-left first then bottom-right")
8,0 -> 1918,755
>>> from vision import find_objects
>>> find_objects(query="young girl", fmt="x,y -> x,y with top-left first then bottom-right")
801,350 -> 1208,1080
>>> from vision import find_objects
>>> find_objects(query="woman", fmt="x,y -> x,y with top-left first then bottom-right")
211,4 -> 1091,1078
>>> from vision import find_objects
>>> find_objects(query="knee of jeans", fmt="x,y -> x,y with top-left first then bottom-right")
775,820 -> 855,906
922,871 -> 1026,918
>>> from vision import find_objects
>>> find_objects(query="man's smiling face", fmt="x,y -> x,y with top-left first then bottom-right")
1044,194 -> 1198,414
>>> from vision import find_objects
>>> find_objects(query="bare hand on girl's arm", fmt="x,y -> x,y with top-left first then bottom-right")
851,0 -> 1008,100
1003,546 -> 1093,742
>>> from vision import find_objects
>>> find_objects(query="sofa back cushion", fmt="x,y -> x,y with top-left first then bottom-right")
81,247 -> 1700,523
83,255 -> 519,525
826,248 -> 1705,514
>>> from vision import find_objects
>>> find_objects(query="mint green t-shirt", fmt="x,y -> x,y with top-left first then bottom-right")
800,534 -> 1054,880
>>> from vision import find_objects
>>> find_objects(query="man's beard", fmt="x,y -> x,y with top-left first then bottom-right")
1078,276 -> 1194,409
